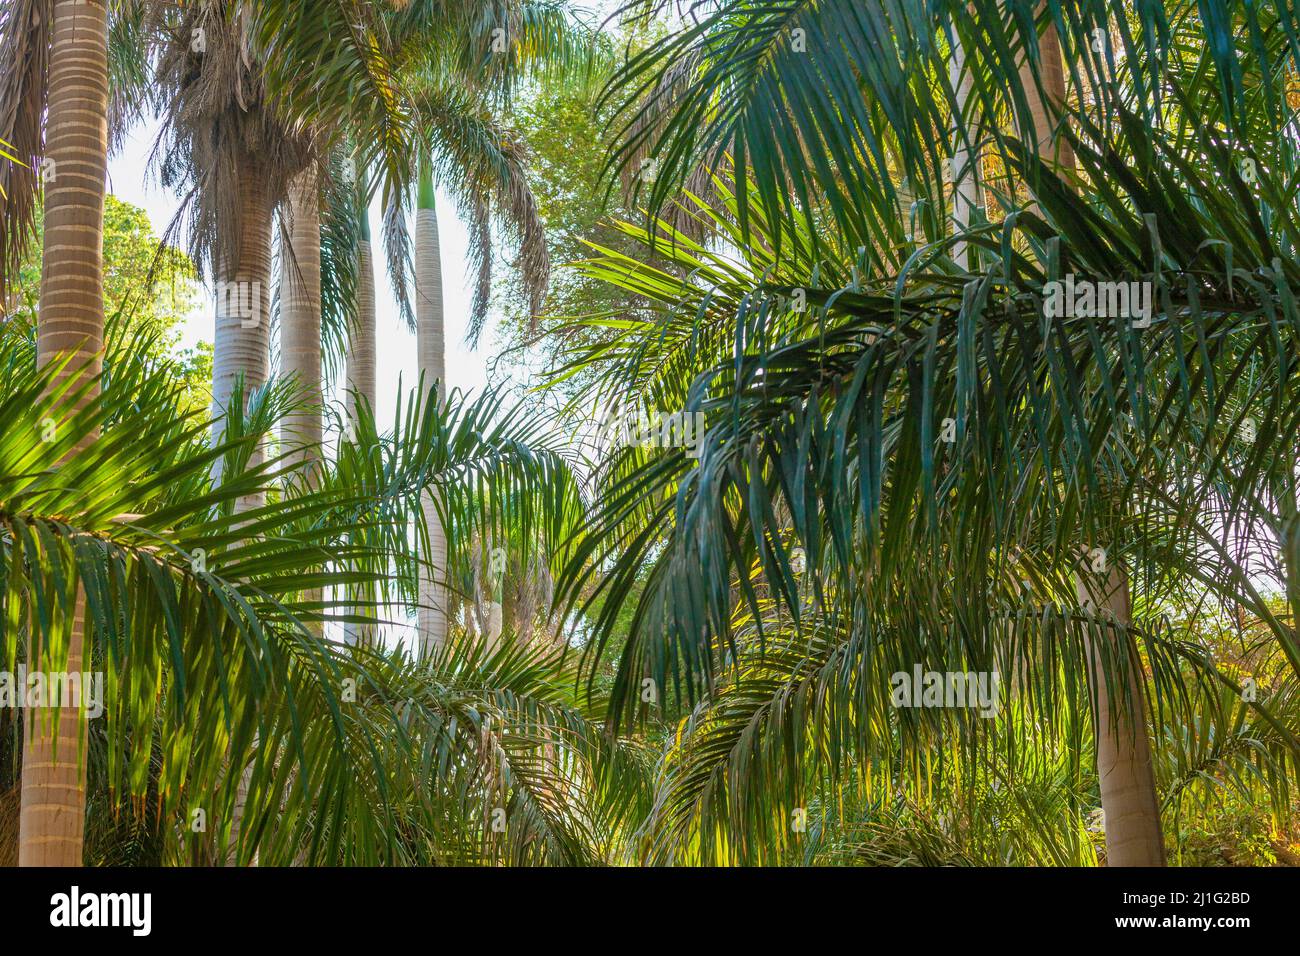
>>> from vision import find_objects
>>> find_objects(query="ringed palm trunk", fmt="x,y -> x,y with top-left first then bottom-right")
1018,13 -> 1164,865
415,155 -> 449,659
1018,7 -> 1074,175
211,147 -> 273,515
18,0 -> 110,867
343,204 -> 377,649
211,147 -> 273,861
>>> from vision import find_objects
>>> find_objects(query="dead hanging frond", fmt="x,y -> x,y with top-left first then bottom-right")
0,0 -> 49,304
608,46 -> 722,245
468,195 -> 494,341
510,550 -> 556,646
458,0 -> 524,99
459,128 -> 548,343
148,0 -> 313,278
382,183 -> 414,330
107,0 -> 153,158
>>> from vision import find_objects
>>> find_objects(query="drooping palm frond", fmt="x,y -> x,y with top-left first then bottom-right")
252,0 -> 415,206
452,0 -> 614,104
560,52 -> 1300,697
0,303 -> 646,864
318,146 -> 362,383
601,0 -> 1300,263
372,1 -> 610,342
107,0 -> 153,157
272,633 -> 653,866
0,339 -> 381,861
547,2 -> 1300,853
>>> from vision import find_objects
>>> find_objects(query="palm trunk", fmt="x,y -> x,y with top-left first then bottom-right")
415,155 -> 448,659
211,148 -> 273,863
279,167 -> 323,639
343,205 -> 377,649
949,38 -> 981,270
280,167 -> 323,476
18,0 -> 110,867
211,148 -> 273,514
346,220 -> 377,428
1077,570 -> 1167,865
1018,7 -> 1074,170
1019,12 -> 1164,864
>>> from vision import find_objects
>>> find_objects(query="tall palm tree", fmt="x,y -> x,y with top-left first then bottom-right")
342,172 -> 377,650
1016,10 -> 1164,867
0,0 -> 553,868
382,16 -> 590,657
150,2 -> 313,505
0,0 -> 112,867
265,0 -> 592,658
414,157 -> 450,656
347,179 -> 377,428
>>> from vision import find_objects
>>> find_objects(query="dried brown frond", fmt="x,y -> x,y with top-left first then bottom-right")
615,47 -> 721,242
148,0 -> 314,277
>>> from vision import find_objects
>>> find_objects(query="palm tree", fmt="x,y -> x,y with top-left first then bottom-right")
342,169 -> 377,650
149,3 -> 310,490
347,175 -> 377,430
340,94 -> 545,659
0,0 -> 112,867
414,157 -> 450,656
1012,8 -> 1164,866
552,0 -> 1300,867
0,0 -> 576,868
380,8 -> 594,658
257,0 -> 594,659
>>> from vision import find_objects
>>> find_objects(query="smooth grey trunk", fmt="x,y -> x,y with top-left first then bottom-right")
279,167 -> 323,477
211,150 -> 273,519
346,236 -> 377,427
212,151 -> 274,864
415,204 -> 449,658
343,233 -> 377,649
279,168 -> 323,643
949,39 -> 981,269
